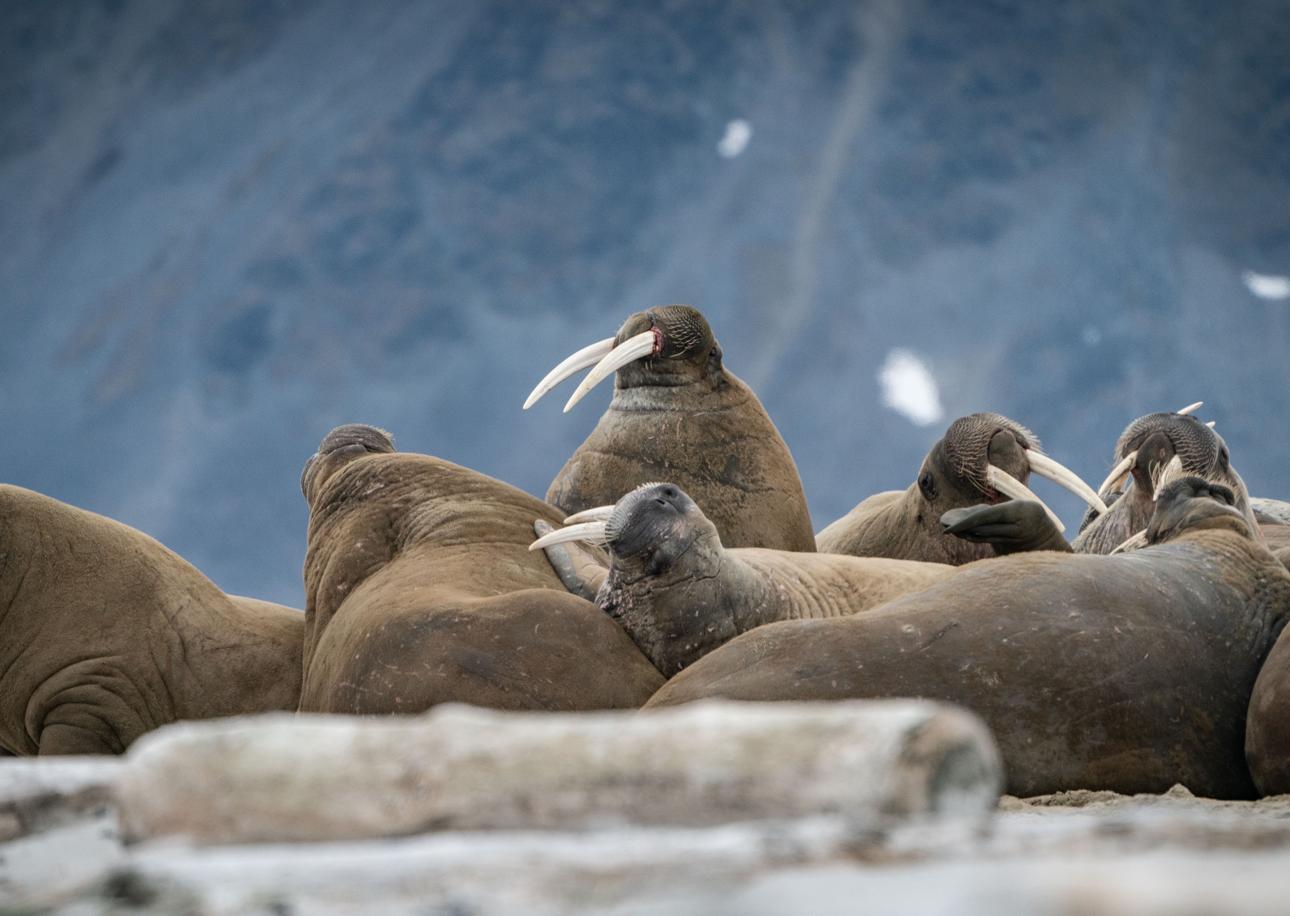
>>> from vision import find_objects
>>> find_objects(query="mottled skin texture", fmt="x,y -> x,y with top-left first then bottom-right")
817,413 -> 1042,564
650,480 -> 1290,799
1073,412 -> 1256,554
541,484 -> 952,677
299,425 -> 663,714
0,485 -> 302,755
545,306 -> 815,552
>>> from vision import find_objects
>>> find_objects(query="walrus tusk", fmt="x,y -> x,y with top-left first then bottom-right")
1177,401 -> 1203,416
1098,452 -> 1137,498
1025,450 -> 1108,514
529,520 -> 610,551
1152,455 -> 1185,500
986,465 -> 1065,534
523,337 -> 616,409
563,331 -> 659,413
1206,420 -> 1216,429
561,505 -> 616,524
1110,530 -> 1149,554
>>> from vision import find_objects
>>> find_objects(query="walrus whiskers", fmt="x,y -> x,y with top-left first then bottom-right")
523,337 -> 616,410
563,330 -> 661,412
986,465 -> 1065,533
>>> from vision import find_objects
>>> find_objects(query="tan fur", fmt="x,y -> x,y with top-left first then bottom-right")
300,432 -> 663,713
0,485 -> 302,755
651,489 -> 1290,799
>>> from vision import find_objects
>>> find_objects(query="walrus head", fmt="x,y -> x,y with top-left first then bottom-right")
1075,406 -> 1257,553
531,482 -> 721,584
1144,477 -> 1255,546
300,424 -> 396,506
915,413 -> 1105,538
523,305 -> 726,412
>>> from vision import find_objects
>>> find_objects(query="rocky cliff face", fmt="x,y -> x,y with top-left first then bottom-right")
2,0 -> 1288,604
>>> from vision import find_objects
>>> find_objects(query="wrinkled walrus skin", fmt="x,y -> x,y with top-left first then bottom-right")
298,425 -> 664,714
650,479 -> 1290,799
1248,618 -> 1290,795
542,306 -> 816,552
0,485 -> 303,755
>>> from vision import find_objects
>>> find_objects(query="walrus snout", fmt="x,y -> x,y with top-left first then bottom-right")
1145,477 -> 1251,546
300,424 -> 397,504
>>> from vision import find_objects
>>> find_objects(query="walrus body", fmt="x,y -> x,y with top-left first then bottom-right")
1248,626 -> 1290,795
530,306 -> 816,552
533,483 -> 951,676
298,425 -> 663,714
0,485 -> 303,755
649,480 -> 1290,798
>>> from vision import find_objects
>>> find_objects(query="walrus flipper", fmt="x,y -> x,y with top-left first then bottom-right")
941,501 -> 1072,555
533,520 -> 609,600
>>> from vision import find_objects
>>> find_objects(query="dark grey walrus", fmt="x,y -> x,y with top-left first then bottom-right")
0,485 -> 303,755
523,305 -> 816,552
648,478 -> 1290,799
816,413 -> 1105,564
530,483 -> 953,677
1248,624 -> 1290,796
298,425 -> 663,714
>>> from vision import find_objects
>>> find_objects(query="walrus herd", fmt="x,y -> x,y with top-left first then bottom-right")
4,304 -> 1288,801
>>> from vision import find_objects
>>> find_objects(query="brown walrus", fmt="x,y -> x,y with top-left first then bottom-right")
1071,406 -> 1260,553
530,483 -> 953,676
648,478 -> 1290,799
943,407 -> 1266,558
1248,625 -> 1290,796
298,424 -> 663,714
816,413 -> 1105,564
0,484 -> 302,755
522,305 -> 816,552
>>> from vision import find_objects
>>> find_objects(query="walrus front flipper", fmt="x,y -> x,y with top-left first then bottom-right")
941,501 -> 1072,555
533,520 -> 609,601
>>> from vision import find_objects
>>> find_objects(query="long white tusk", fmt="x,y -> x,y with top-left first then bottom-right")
523,337 -> 616,409
1098,451 -> 1137,498
986,465 -> 1065,534
1025,450 -> 1108,515
1110,530 -> 1149,555
528,520 -> 610,552
1152,454 -> 1185,501
1176,401 -> 1203,416
561,505 -> 616,525
563,331 -> 658,413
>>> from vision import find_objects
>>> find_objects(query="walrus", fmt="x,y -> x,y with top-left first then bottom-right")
0,484 -> 303,755
815,413 -> 1105,564
298,424 -> 663,714
522,304 -> 816,552
529,483 -> 954,676
943,406 -> 1263,557
647,478 -> 1290,799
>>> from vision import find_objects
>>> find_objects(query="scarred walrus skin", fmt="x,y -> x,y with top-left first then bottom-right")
0,485 -> 303,755
529,483 -> 953,677
522,305 -> 816,552
648,478 -> 1290,799
816,413 -> 1105,564
297,425 -> 663,714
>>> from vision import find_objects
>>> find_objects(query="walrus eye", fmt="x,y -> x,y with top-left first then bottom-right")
918,471 -> 937,500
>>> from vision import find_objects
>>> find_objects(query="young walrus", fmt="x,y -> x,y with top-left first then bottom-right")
298,425 -> 663,714
647,478 -> 1290,799
523,304 -> 816,552
816,413 -> 1105,564
530,483 -> 953,677
0,485 -> 302,755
